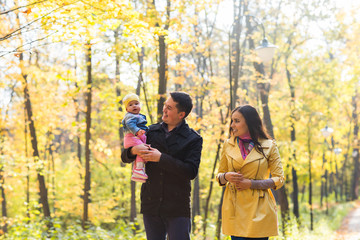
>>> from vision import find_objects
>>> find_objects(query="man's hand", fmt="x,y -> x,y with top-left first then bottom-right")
130,144 -> 150,155
139,146 -> 161,162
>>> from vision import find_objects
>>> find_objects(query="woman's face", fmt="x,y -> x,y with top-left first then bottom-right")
230,111 -> 249,137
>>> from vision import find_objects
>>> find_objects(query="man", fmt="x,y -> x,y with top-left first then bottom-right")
121,91 -> 203,240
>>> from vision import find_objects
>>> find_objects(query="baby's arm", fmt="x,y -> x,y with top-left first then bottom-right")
123,114 -> 141,135
136,129 -> 146,136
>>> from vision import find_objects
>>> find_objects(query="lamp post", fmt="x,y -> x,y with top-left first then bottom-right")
243,15 -> 277,63
320,126 -> 333,214
321,126 -> 333,138
249,16 -> 278,63
228,14 -> 277,110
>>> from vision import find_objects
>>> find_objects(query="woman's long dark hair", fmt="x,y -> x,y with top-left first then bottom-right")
230,105 -> 271,158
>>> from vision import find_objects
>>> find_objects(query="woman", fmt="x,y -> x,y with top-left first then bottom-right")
216,105 -> 285,240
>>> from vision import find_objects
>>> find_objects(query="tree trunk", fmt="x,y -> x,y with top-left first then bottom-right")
192,97 -> 201,230
75,82 -> 83,170
49,136 -> 55,213
351,90 -> 359,200
228,0 -> 248,109
341,125 -> 352,201
216,187 -> 225,240
322,148 -> 329,214
203,103 -> 229,238
114,27 -> 125,168
0,133 -> 7,233
24,107 -> 30,220
285,62 -> 299,221
138,47 -> 154,124
82,42 -> 92,229
21,53 -> 51,222
73,53 -> 83,176
157,34 -> 168,122
203,130 -> 224,239
307,118 -> 313,231
229,0 -> 243,110
154,0 -> 170,122
174,54 -> 182,91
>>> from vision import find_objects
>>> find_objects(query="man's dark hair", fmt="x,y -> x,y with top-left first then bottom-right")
170,91 -> 193,118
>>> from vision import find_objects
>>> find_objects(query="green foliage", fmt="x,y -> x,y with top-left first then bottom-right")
3,217 -> 146,240
273,202 -> 354,240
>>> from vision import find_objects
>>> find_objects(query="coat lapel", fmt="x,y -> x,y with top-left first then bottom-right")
241,139 -> 272,167
227,137 -> 244,168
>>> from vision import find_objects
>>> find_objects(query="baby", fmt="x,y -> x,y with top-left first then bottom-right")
122,93 -> 149,183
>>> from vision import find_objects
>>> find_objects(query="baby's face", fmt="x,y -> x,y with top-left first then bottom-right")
126,100 -> 141,114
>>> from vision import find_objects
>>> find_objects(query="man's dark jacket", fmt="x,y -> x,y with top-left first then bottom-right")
121,120 -> 203,218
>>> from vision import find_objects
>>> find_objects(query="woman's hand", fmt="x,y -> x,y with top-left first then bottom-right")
235,178 -> 251,190
225,172 -> 251,191
225,172 -> 244,184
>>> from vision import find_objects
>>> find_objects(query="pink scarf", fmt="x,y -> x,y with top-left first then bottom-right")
237,133 -> 255,160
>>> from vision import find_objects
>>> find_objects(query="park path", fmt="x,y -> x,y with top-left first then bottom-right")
336,201 -> 360,240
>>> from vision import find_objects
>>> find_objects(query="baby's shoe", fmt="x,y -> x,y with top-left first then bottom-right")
131,175 -> 146,183
132,168 -> 148,180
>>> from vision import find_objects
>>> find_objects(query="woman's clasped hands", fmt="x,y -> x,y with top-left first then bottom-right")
225,172 -> 251,191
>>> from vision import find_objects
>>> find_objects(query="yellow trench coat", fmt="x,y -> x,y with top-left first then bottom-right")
216,137 -> 285,238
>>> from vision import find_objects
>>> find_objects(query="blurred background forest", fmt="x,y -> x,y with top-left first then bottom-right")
1,0 -> 360,239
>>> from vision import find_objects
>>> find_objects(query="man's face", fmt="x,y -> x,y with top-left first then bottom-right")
162,97 -> 184,126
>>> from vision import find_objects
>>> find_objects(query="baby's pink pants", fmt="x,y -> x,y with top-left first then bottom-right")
124,133 -> 146,166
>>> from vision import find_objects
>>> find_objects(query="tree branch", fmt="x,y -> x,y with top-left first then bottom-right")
0,0 -> 80,42
0,0 -> 48,15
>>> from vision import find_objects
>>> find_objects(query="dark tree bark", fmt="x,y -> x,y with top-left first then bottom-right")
21,53 -> 51,221
21,56 -> 52,232
341,124 -> 352,201
216,187 -> 226,240
285,58 -> 300,221
138,47 -> 154,124
203,103 -> 229,238
114,27 -> 125,168
0,134 -> 7,233
321,146 -> 329,214
153,0 -> 170,122
229,0 -> 247,110
202,130 -> 223,238
306,118 -> 313,231
24,108 -> 30,220
174,54 -> 182,91
82,42 -> 92,229
74,82 -> 83,173
351,90 -> 359,200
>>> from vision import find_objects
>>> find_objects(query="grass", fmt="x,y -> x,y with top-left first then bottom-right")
0,201 -> 356,240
